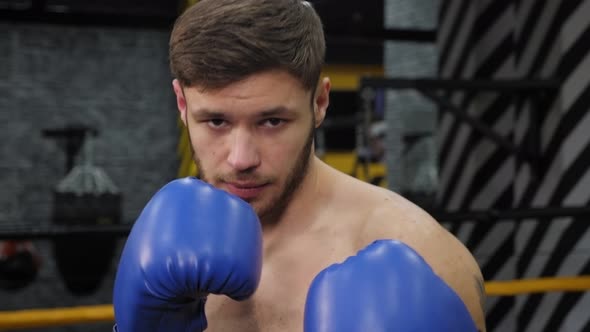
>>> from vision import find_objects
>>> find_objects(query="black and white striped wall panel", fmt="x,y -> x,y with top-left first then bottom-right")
437,1 -> 590,331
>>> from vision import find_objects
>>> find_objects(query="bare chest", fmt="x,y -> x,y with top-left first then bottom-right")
204,232 -> 357,332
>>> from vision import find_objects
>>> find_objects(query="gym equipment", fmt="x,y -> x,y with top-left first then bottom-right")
0,240 -> 40,290
44,125 -> 122,295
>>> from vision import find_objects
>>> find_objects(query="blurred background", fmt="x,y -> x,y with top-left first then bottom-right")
1,0 -> 590,331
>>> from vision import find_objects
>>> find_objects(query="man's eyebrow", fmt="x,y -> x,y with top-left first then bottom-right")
258,107 -> 295,117
191,108 -> 226,118
191,106 -> 295,118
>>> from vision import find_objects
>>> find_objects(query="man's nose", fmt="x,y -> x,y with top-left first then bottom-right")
226,129 -> 261,171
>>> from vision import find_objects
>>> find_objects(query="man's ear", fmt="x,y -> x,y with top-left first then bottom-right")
313,77 -> 330,128
172,79 -> 188,126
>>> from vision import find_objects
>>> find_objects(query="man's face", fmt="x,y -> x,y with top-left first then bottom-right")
173,70 -> 329,223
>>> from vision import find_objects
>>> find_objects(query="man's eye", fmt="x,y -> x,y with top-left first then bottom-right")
208,119 -> 227,128
262,118 -> 284,127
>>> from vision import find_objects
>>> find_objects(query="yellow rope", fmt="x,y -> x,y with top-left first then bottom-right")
1,276 -> 589,330
0,304 -> 113,330
485,276 -> 590,296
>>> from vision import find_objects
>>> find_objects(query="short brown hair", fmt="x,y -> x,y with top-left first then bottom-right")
169,0 -> 325,92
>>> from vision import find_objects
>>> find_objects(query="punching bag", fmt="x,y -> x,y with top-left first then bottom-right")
52,135 -> 122,295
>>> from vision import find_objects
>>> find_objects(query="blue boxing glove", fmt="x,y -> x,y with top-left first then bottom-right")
113,177 -> 262,332
304,240 -> 478,332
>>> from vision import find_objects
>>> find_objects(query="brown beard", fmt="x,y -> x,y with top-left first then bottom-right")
188,116 -> 315,225
255,122 -> 314,224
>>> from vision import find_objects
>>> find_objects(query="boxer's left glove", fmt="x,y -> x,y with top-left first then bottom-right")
113,177 -> 262,332
304,240 -> 478,332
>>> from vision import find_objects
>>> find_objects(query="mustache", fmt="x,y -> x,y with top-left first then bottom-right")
216,174 -> 275,184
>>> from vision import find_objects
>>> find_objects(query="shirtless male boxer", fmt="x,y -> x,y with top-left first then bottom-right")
113,0 -> 487,331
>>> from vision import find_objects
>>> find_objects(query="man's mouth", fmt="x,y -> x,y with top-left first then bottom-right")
224,182 -> 268,200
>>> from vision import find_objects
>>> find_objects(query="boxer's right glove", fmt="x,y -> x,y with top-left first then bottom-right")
113,177 -> 262,332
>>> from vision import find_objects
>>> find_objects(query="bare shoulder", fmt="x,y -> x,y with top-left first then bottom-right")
356,187 -> 487,331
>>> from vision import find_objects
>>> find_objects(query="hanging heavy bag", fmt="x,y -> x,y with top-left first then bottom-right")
52,136 -> 122,295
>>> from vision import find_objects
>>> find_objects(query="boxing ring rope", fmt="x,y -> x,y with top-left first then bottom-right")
484,276 -> 590,296
0,305 -> 113,330
0,276 -> 589,330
